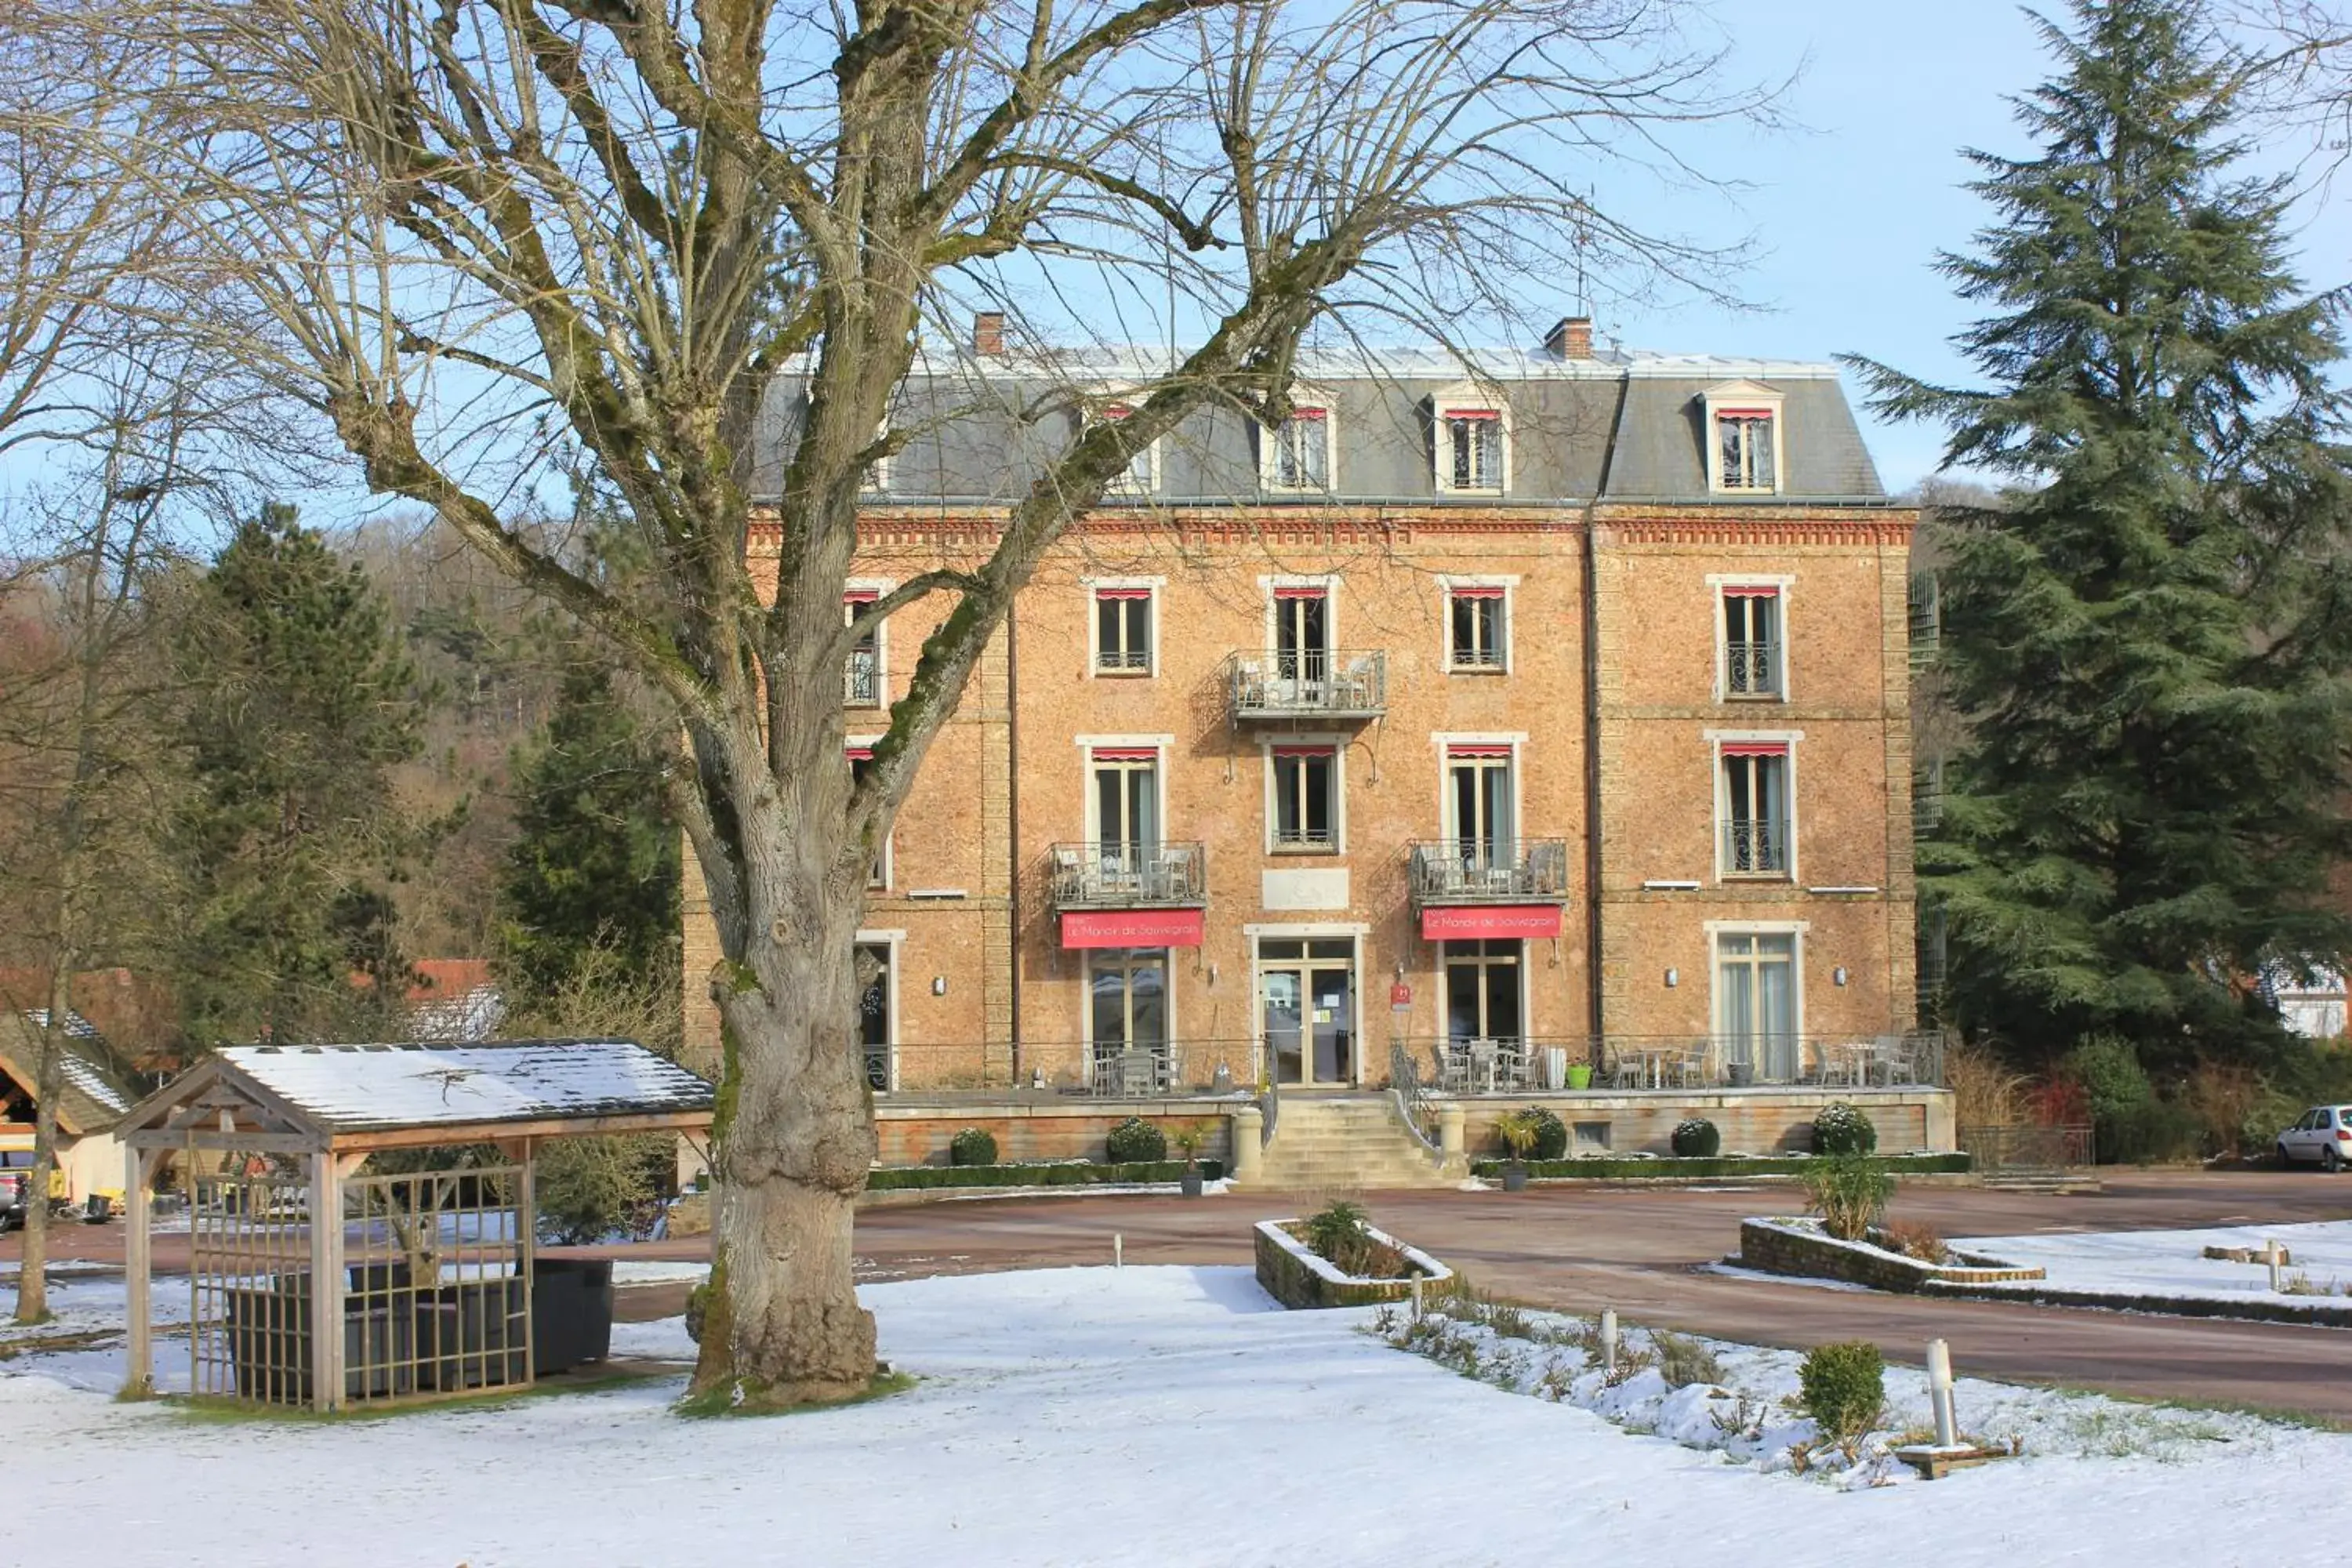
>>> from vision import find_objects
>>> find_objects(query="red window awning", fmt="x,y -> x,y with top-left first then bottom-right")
843,589 -> 880,604
1061,909 -> 1204,949
1287,407 -> 1328,422
1090,746 -> 1158,763
1446,743 -> 1513,759
1271,585 -> 1327,600
1094,587 -> 1152,600
1272,744 -> 1334,759
1716,408 -> 1776,420
1445,408 -> 1501,420
1719,741 -> 1788,758
844,745 -> 875,762
1420,906 -> 1563,942
1450,586 -> 1506,600
1721,584 -> 1779,598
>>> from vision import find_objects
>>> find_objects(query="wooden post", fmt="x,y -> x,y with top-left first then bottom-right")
122,1144 -> 154,1399
307,1148 -> 342,1414
517,1141 -> 535,1388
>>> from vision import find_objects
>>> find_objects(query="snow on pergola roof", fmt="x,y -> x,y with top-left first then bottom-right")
118,1038 -> 716,1153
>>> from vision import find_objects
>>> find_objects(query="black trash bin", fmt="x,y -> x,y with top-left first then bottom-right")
224,1276 -> 413,1403
531,1258 -> 614,1374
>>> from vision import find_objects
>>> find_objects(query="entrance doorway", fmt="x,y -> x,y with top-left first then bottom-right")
1716,930 -> 1798,1082
1259,938 -> 1356,1087
856,941 -> 892,1091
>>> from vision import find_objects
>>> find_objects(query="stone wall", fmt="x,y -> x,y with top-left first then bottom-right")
1252,1219 -> 1450,1310
1737,1218 -> 2044,1293
1454,1089 -> 1952,1159
873,1098 -> 1241,1167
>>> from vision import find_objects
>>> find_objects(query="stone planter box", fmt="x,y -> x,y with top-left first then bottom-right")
1253,1218 -> 1451,1310
1737,1217 -> 2045,1293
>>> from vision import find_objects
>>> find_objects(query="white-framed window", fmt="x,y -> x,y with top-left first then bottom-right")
1442,577 -> 1514,673
1715,737 -> 1795,880
1432,385 -> 1509,493
1089,582 -> 1158,676
864,423 -> 893,495
844,584 -> 887,707
1092,399 -> 1159,497
1443,742 -> 1517,860
1267,742 -> 1342,853
1710,921 -> 1805,1083
1083,742 -> 1165,858
1260,396 -> 1335,492
1087,947 -> 1171,1085
847,740 -> 892,889
1702,382 -> 1784,495
1714,579 -> 1789,700
855,929 -> 905,1091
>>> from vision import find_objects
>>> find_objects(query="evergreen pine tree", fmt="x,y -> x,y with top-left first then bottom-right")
1851,0 -> 2352,1069
169,504 -> 436,1044
495,661 -> 680,1006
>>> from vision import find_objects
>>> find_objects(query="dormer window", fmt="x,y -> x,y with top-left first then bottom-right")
1702,382 -> 1784,494
1432,385 -> 1509,494
1094,401 -> 1158,497
1261,399 -> 1334,492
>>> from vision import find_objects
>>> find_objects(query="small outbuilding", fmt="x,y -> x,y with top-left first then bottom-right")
0,1009 -> 136,1205
114,1038 -> 715,1411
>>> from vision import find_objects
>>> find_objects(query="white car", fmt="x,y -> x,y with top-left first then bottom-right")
2277,1105 -> 2352,1171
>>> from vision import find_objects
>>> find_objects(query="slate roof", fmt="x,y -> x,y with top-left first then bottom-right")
212,1039 -> 713,1134
752,343 -> 1887,506
0,1011 -> 136,1135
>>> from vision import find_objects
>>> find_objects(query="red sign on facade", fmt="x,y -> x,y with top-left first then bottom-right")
1419,905 -> 1564,942
1059,909 -> 1206,949
1389,982 -> 1412,1010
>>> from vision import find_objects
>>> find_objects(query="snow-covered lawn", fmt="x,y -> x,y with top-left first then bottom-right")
5,1264 -> 2350,1565
1955,1218 -> 2352,1307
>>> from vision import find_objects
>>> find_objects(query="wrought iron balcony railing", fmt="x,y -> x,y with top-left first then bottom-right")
1721,819 -> 1788,876
1047,841 -> 1208,909
1224,649 -> 1387,720
1726,639 -> 1782,698
1406,838 -> 1571,905
844,650 -> 881,706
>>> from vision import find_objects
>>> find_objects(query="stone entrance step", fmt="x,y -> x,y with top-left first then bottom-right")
1236,1093 -> 1464,1192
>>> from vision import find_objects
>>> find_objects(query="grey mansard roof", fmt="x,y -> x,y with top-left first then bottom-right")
753,344 -> 1887,506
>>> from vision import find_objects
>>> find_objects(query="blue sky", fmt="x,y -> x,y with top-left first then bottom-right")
1599,0 -> 2352,492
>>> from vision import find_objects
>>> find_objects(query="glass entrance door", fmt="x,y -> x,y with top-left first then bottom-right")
856,942 -> 892,1091
1258,938 -> 1356,1086
1716,931 -> 1798,1081
1272,590 -> 1328,704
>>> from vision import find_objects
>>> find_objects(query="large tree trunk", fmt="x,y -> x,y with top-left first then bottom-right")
689,898 -> 877,1406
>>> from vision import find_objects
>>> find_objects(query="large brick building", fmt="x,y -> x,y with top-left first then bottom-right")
684,316 -> 1928,1160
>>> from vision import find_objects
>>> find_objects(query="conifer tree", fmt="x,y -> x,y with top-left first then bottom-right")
169,504 -> 437,1044
495,662 -> 681,1007
1852,0 -> 2352,1069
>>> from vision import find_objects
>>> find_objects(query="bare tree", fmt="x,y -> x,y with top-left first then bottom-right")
40,0 -> 1772,1404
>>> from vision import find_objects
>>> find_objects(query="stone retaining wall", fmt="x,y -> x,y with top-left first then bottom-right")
1253,1219 -> 1451,1310
1737,1218 -> 2045,1293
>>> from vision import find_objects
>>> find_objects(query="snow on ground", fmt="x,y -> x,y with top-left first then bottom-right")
5,1264 -> 2351,1566
1956,1218 -> 2352,1306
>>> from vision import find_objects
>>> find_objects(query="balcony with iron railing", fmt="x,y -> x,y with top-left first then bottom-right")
844,650 -> 882,707
1406,838 -> 1572,906
1047,841 -> 1208,909
1721,818 -> 1788,877
1223,648 -> 1387,720
1726,639 -> 1782,698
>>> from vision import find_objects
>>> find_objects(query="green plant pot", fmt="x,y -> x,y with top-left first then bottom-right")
1565,1065 -> 1593,1090
1501,1162 -> 1529,1192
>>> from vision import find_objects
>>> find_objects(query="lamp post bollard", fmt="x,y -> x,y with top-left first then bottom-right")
1600,1308 -> 1617,1376
1926,1338 -> 1957,1447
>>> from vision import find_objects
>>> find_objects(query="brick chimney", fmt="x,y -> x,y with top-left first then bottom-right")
973,310 -> 1005,357
1546,315 -> 1595,360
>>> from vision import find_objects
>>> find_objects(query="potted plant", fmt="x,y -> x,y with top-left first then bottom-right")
1565,1059 -> 1594,1091
1496,1109 -> 1540,1192
1170,1123 -> 1207,1198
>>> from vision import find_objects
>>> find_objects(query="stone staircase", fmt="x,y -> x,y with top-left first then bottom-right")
1238,1093 -> 1463,1192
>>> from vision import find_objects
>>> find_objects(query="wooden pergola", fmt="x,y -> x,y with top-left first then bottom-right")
114,1039 -> 714,1411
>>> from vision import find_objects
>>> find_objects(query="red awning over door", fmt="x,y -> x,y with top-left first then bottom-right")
1419,905 -> 1563,942
1060,909 -> 1205,949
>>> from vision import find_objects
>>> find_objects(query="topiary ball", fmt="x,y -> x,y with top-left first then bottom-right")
1813,1102 -> 1878,1156
949,1127 -> 998,1167
1796,1340 -> 1885,1439
1104,1115 -> 1167,1164
1671,1117 -> 1721,1158
1526,1106 -> 1569,1161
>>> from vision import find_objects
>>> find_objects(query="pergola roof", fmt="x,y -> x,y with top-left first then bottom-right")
118,1038 -> 716,1153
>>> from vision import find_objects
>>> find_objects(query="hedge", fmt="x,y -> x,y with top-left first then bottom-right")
865,1159 -> 1227,1192
1466,1152 -> 1971,1181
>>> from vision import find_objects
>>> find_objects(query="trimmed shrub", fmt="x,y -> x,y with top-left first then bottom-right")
1671,1117 -> 1721,1158
1104,1116 -> 1167,1163
1525,1106 -> 1569,1160
868,1160 -> 1222,1191
1806,1153 -> 1894,1241
948,1127 -> 998,1167
1797,1341 -> 1884,1439
1811,1101 -> 1878,1156
1465,1152 -> 1971,1181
